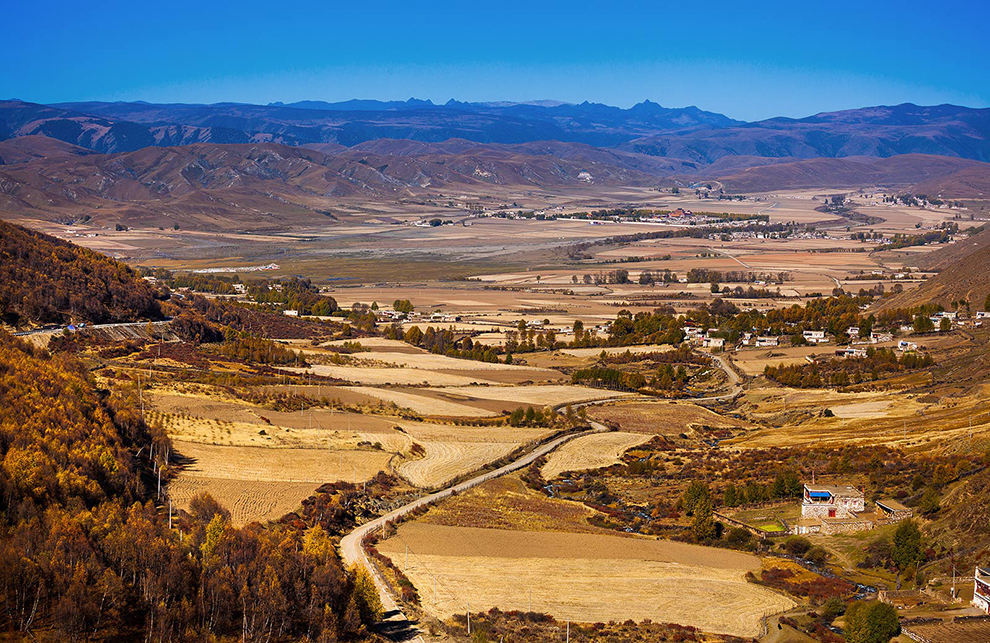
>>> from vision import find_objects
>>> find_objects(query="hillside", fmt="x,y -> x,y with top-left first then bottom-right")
1,98 -> 738,152
0,219 -> 163,327
712,154 -> 988,193
912,163 -> 990,200
0,141 -> 662,231
627,103 -> 990,164
874,229 -> 990,311
0,135 -> 94,164
3,99 -> 989,167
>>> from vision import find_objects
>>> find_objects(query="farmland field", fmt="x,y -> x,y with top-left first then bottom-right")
541,431 -> 651,479
169,441 -> 393,524
377,522 -> 795,637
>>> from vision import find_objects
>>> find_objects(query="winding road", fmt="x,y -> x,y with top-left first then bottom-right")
339,357 -> 742,641
339,421 -> 609,641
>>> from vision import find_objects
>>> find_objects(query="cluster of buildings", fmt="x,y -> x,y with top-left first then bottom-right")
792,484 -> 913,536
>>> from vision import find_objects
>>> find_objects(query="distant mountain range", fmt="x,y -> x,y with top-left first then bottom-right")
1,97 -> 989,232
3,98 -> 987,164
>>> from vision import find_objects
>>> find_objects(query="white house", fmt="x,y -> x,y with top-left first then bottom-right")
702,336 -> 725,349
975,567 -> 990,614
283,309 -> 299,317
803,330 -> 828,344
755,336 -> 779,347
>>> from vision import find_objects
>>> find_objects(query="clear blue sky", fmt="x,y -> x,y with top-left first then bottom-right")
7,0 -> 988,121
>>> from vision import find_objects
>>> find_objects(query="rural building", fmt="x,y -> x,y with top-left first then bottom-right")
975,567 -> 990,614
847,326 -> 859,337
835,348 -> 867,359
977,311 -> 990,319
702,336 -> 725,349
755,336 -> 779,347
283,309 -> 299,317
875,499 -> 913,522
803,330 -> 828,344
793,487 -> 915,536
669,208 -> 692,217
898,340 -> 918,351
802,485 -> 865,518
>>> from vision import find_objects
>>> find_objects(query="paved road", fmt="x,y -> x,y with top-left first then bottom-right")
339,421 -> 609,642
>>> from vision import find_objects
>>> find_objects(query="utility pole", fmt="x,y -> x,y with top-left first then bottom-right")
566,619 -> 570,643
467,601 -> 470,635
169,499 -> 173,529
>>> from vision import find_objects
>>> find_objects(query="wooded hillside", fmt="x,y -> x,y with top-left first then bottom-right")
0,220 -> 164,327
0,330 -> 379,641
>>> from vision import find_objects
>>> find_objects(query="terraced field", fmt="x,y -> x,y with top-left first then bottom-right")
541,431 -> 651,479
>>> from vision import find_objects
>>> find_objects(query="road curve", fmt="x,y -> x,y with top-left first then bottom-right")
339,421 -> 608,641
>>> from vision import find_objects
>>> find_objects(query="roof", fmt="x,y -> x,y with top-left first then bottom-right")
804,484 -> 863,498
876,498 -> 910,512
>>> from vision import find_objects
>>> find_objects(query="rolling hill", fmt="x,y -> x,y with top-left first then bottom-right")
0,140 -> 662,231
4,99 -> 988,167
0,219 -> 164,327
627,104 -> 990,164
712,154 -> 990,193
874,227 -> 990,311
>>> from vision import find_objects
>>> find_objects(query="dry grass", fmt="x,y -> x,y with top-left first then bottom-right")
342,386 -> 498,418
395,423 -> 549,487
428,385 -> 633,406
421,475 -> 602,532
378,523 -> 794,638
284,364 -> 503,386
169,440 -> 393,525
587,400 -> 750,435
541,431 -> 651,479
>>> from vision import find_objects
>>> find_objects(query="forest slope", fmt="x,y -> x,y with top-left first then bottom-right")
0,219 -> 164,328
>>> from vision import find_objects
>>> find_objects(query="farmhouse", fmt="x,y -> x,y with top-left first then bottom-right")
803,330 -> 828,344
802,484 -> 865,518
795,485 -> 874,535
755,336 -> 779,347
702,336 -> 725,349
835,348 -> 867,359
792,486 -> 915,536
876,498 -> 914,522
975,566 -> 990,614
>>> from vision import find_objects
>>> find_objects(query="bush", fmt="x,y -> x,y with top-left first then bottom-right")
784,536 -> 812,557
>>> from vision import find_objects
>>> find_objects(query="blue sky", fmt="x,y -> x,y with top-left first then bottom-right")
6,0 -> 988,121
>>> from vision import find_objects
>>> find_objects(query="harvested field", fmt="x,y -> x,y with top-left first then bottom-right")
168,478 -> 319,526
398,442 -> 518,488
421,475 -> 602,532
170,440 -> 393,525
396,423 -> 549,487
902,618 -> 990,643
378,523 -> 794,638
428,384 -> 634,407
284,364 -> 502,386
343,386 -> 498,418
587,400 -> 750,435
148,392 -> 398,447
173,441 -> 392,483
349,350 -> 545,372
541,431 -> 651,479
560,344 -> 673,357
